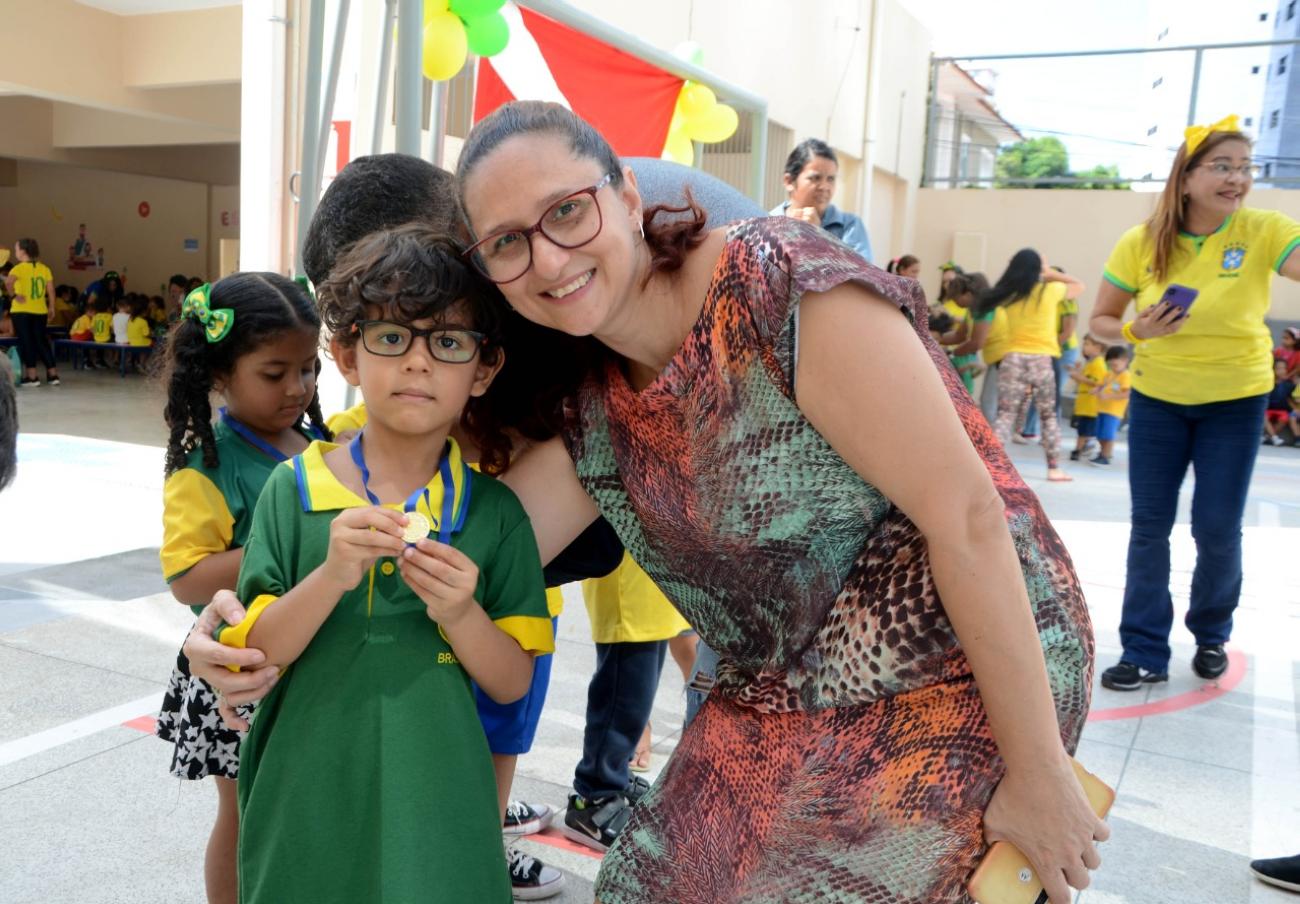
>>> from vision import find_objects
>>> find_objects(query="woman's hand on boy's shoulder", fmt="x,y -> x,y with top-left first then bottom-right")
399,539 -> 479,628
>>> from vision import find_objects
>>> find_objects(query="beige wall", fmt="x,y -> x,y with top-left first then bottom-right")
0,161 -> 216,297
208,185 -> 241,279
913,188 -> 1300,322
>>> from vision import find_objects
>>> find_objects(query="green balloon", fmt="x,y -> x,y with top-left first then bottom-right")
450,0 -> 503,19
465,11 -> 509,57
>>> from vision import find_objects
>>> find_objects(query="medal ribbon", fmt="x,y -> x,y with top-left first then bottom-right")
348,432 -> 471,544
219,407 -> 294,462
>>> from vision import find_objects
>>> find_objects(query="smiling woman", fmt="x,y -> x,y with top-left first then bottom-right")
1089,115 -> 1300,693
454,101 -> 1102,904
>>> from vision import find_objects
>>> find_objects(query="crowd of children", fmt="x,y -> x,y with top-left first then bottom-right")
1267,327 -> 1300,446
0,256 -> 206,379
931,260 -> 1133,474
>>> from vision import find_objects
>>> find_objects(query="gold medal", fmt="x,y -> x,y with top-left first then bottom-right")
401,511 -> 431,544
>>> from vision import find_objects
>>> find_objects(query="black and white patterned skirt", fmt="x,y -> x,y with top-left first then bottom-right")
155,644 -> 254,781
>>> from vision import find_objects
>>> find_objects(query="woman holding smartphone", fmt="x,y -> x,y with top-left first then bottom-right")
1091,115 -> 1300,691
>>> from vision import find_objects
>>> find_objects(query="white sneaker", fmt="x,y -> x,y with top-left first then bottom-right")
1270,435 -> 1285,446
507,845 -> 565,900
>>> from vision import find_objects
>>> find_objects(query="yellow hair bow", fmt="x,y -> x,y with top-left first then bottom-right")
181,283 -> 234,343
1184,114 -> 1242,157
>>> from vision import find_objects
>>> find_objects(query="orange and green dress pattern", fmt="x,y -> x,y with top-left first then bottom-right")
560,217 -> 1094,903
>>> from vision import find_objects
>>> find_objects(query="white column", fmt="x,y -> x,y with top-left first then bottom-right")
240,0 -> 290,273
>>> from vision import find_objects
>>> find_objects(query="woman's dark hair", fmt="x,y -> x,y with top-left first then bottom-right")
783,138 -> 837,181
163,272 -> 332,476
887,255 -> 919,275
16,238 -> 39,260
317,223 -> 512,474
455,100 -> 710,442
975,249 -> 1042,317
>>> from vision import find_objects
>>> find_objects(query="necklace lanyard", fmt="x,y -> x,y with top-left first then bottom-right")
349,432 -> 463,545
219,407 -> 298,462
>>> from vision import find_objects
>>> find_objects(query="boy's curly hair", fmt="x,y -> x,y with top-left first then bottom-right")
317,223 -> 512,474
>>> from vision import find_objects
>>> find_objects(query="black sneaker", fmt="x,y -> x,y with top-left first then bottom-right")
1251,853 -> 1300,893
503,799 -> 554,836
18,379 -> 39,388
1089,455 -> 1111,467
1069,449 -> 1081,461
623,775 -> 651,806
506,845 -> 565,900
561,793 -> 632,853
45,377 -> 60,386
1192,644 -> 1229,680
1100,660 -> 1168,691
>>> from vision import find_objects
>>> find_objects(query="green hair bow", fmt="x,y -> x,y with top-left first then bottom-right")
181,283 -> 234,343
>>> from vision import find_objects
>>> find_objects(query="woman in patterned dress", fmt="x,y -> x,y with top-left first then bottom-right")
452,102 -> 1104,904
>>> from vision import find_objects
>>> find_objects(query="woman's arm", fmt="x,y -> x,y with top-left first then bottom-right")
1044,267 -> 1086,301
950,318 -> 991,358
170,548 -> 243,606
796,284 -> 1105,904
498,436 -> 601,565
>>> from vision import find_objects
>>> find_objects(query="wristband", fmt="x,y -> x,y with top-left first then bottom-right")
1121,321 -> 1142,344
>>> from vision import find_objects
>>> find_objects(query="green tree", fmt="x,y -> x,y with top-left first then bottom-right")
995,137 -> 1069,188
994,137 -> 1128,189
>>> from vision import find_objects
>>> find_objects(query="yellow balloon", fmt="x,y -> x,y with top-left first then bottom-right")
680,83 -> 716,120
662,129 -> 694,165
424,0 -> 450,21
422,11 -> 467,81
688,103 -> 739,144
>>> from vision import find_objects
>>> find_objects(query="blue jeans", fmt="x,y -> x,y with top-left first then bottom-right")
573,640 -> 667,800
684,640 -> 720,729
1022,346 -> 1079,435
1119,389 -> 1267,671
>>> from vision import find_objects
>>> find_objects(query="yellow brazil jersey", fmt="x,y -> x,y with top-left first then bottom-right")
126,316 -> 153,347
327,400 -> 564,618
1104,208 -> 1300,405
1072,355 -> 1108,418
91,312 -> 113,343
70,313 -> 94,337
9,261 -> 53,315
977,307 -> 1010,365
1058,295 -> 1079,353
581,551 -> 691,644
1001,281 -> 1065,358
1096,369 -> 1132,419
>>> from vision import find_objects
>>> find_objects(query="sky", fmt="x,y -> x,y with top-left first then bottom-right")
898,0 -> 1268,183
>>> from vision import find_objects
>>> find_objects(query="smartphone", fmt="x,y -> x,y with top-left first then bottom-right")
1159,283 -> 1199,318
967,759 -> 1116,904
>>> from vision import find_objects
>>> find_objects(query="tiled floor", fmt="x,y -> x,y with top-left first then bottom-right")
2,367 -> 1298,903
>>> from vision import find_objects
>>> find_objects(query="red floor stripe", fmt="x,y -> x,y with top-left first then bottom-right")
1087,649 -> 1248,722
527,827 -> 605,860
122,715 -> 156,734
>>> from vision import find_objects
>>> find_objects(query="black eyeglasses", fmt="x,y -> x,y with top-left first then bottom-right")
465,173 -> 614,284
353,320 -> 487,364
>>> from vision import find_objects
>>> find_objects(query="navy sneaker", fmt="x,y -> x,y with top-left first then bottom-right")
1089,454 -> 1111,467
503,800 -> 554,836
623,775 -> 651,806
1251,853 -> 1300,893
1100,660 -> 1168,691
561,793 -> 632,853
1192,644 -> 1229,680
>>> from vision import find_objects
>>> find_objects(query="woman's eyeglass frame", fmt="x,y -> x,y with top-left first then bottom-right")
464,173 -> 615,285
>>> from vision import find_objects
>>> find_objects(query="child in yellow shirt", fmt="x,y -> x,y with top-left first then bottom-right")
1068,334 -> 1107,461
70,311 -> 94,341
1089,346 -> 1132,467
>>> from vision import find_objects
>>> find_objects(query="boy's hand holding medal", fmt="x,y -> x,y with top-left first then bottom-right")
399,538 -> 480,627
321,507 -> 407,591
